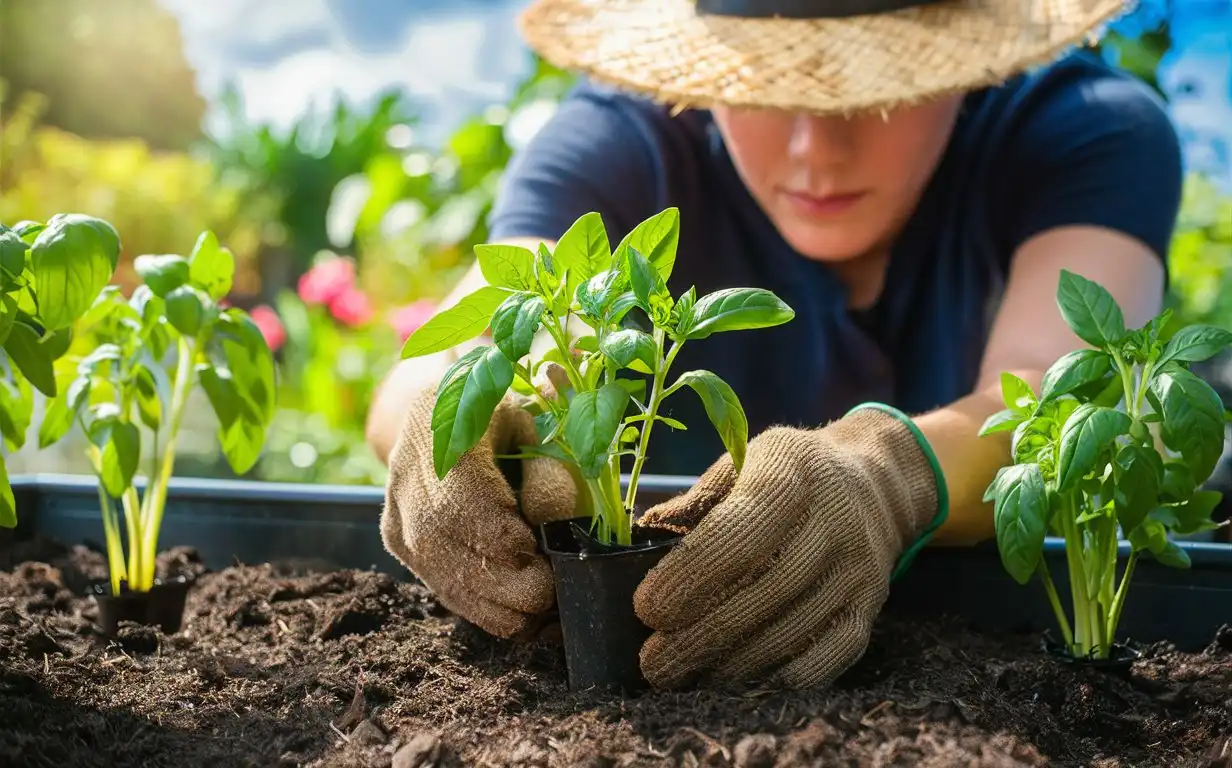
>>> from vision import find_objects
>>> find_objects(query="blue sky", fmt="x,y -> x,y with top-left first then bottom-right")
156,0 -> 535,143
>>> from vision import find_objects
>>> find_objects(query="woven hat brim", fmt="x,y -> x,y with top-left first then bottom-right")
518,0 -> 1130,115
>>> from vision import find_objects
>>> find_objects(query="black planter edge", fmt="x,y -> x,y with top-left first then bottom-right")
9,472 -> 1232,653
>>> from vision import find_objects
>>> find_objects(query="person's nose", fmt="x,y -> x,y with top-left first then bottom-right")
786,114 -> 855,166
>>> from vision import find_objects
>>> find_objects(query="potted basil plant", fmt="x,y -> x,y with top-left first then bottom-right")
60,229 -> 278,636
400,208 -> 795,690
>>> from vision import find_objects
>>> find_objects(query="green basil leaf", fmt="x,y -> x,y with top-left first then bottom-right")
576,269 -> 626,321
600,328 -> 657,373
29,214 -> 119,330
431,345 -> 515,479
978,409 -> 1023,436
491,292 -> 546,362
401,285 -> 508,358
135,253 -> 191,298
988,463 -> 1048,584
1129,519 -> 1190,568
133,365 -> 163,431
1160,460 -> 1196,503
672,369 -> 749,471
1156,324 -> 1232,368
1150,490 -> 1223,536
475,244 -> 535,291
1055,269 -> 1126,349
1040,349 -> 1114,403
1112,444 -> 1163,534
613,208 -> 680,283
572,335 -> 600,354
12,221 -> 45,239
0,294 -> 18,347
626,246 -> 659,312
1000,372 -> 1036,415
553,212 -> 611,298
188,230 -> 235,301
613,377 -> 647,402
0,230 -> 27,288
41,327 -> 72,362
1055,403 -> 1131,491
166,284 -> 211,337
0,454 -> 14,529
0,378 -> 31,450
220,417 -> 265,475
1149,367 -> 1225,483
211,310 -> 277,425
200,362 -> 249,431
561,382 -> 630,478
38,368 -> 87,449
3,321 -> 57,397
677,287 -> 795,340
93,419 -> 140,498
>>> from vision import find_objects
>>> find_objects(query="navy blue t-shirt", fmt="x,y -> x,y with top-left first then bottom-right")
487,51 -> 1183,477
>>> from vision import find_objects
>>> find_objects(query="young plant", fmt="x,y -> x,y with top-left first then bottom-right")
0,214 -> 121,528
56,230 -> 277,595
400,208 -> 795,546
980,269 -> 1232,660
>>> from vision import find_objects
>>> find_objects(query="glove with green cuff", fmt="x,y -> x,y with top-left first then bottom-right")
633,403 -> 949,689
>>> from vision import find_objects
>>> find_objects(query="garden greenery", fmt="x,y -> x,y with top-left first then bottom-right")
400,208 -> 795,546
981,270 -> 1232,659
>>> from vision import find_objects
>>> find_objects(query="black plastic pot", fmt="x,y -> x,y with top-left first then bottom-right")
1041,635 -> 1142,677
90,574 -> 192,636
539,517 -> 682,693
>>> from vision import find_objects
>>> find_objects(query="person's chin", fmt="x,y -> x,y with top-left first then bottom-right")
777,221 -> 877,265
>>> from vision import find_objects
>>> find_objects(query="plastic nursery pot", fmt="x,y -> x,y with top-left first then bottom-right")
89,575 -> 193,638
1041,635 -> 1142,678
539,517 -> 682,693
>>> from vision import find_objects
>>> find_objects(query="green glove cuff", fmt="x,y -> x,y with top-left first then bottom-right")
844,402 -> 949,583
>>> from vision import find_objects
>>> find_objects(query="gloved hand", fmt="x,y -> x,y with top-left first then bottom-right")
379,366 -> 577,640
632,404 -> 948,689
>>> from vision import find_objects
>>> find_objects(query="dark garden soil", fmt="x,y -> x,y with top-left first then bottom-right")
1,538 -> 1229,768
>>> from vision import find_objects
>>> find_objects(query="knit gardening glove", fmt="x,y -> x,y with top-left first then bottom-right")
379,366 -> 577,640
633,404 -> 948,689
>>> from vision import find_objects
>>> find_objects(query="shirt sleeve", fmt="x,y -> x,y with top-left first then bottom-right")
486,83 -> 665,246
1000,68 -> 1184,269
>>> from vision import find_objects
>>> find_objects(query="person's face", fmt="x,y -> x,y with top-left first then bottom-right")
712,97 -> 964,264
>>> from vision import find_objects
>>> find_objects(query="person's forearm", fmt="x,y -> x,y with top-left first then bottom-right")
912,368 -> 1044,546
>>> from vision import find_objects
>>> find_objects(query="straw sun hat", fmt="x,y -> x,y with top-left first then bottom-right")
517,0 -> 1133,115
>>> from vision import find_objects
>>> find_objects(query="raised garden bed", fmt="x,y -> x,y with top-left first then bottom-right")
2,473 -> 1231,767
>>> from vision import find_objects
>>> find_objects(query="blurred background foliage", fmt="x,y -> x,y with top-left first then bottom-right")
1,1 -> 1229,496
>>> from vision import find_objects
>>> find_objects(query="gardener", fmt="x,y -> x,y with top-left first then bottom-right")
367,0 -> 1181,690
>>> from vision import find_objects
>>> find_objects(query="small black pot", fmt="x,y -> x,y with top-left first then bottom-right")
90,575 -> 193,637
539,517 -> 681,693
1042,635 -> 1142,676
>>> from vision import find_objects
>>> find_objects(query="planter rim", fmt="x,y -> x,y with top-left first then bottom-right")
9,472 -> 701,506
14,471 -> 1230,568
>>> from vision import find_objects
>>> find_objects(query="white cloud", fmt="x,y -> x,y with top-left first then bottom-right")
158,0 -> 534,144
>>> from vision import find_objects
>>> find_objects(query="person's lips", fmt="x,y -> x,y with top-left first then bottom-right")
781,188 -> 868,218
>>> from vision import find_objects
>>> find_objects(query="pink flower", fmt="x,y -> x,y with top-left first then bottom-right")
298,257 -> 356,306
388,299 -> 437,341
250,305 -> 286,353
329,286 -> 373,327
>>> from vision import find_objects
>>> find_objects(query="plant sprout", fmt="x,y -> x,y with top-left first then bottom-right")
400,208 -> 795,546
980,269 -> 1231,659
59,231 -> 277,595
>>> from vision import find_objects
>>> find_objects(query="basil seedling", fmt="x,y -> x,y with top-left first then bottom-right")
57,230 -> 276,596
401,208 -> 795,546
980,269 -> 1232,659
